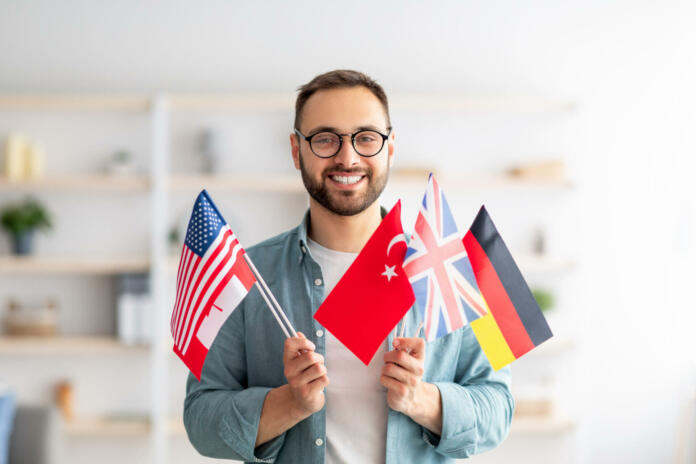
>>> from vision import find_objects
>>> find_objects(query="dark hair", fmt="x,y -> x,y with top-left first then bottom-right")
294,69 -> 390,130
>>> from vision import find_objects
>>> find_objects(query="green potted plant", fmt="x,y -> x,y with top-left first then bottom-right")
1,197 -> 52,255
532,288 -> 555,313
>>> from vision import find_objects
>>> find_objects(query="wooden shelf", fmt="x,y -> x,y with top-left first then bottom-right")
0,94 -> 150,111
0,175 -> 150,192
0,336 -> 148,354
169,173 -> 305,193
63,416 -> 184,438
390,173 -> 573,193
511,416 -> 575,434
169,93 -> 295,112
532,336 -> 575,355
0,255 -> 150,274
514,254 -> 575,273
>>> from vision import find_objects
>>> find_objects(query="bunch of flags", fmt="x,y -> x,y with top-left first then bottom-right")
172,179 -> 552,380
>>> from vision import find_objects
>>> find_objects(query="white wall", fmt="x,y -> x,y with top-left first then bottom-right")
1,2 -> 695,463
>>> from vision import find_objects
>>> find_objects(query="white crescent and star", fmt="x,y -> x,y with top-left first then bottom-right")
382,234 -> 408,282
381,264 -> 398,282
386,233 -> 407,256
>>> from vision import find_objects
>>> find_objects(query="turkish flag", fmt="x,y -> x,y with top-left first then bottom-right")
314,201 -> 416,365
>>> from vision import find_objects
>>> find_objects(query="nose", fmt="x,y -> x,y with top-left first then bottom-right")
332,135 -> 360,168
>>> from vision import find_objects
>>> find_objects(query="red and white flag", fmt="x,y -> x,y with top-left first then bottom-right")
313,201 -> 415,365
170,190 -> 256,380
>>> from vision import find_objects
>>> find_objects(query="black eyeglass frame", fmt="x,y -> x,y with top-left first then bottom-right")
294,127 -> 392,158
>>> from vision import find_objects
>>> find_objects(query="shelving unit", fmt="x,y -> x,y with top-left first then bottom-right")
0,175 -> 150,192
63,416 -> 184,439
511,416 -> 575,434
0,336 -> 147,354
0,94 -> 150,111
0,255 -> 150,274
0,92 -> 578,464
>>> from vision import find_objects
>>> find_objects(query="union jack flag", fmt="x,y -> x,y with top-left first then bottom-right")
403,174 -> 488,341
170,190 -> 256,379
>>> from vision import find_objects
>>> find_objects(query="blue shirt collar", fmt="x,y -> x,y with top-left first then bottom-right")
296,206 -> 389,261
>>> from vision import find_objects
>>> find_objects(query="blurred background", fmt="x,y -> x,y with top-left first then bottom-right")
0,1 -> 694,463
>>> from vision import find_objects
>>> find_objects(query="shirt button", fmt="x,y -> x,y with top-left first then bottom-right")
314,278 -> 322,286
316,329 -> 324,338
301,246 -> 307,253
315,438 -> 324,446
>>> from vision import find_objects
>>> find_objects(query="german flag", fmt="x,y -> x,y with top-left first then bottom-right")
463,206 -> 553,370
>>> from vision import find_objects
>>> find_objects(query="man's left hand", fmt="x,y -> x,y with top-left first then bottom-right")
380,336 -> 443,435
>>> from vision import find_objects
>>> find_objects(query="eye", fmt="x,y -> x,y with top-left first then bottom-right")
313,133 -> 339,145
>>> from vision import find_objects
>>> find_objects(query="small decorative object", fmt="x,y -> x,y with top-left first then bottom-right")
513,398 -> 555,418
507,159 -> 565,180
54,380 -> 74,421
167,224 -> 181,256
532,288 -> 555,313
116,274 -> 152,345
3,134 -> 46,180
0,197 -> 52,255
25,141 -> 45,179
393,165 -> 439,180
532,228 -> 546,255
4,299 -> 58,336
105,150 -> 135,176
4,134 -> 27,180
198,129 -> 219,174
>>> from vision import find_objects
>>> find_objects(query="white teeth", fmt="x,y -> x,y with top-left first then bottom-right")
331,175 -> 362,185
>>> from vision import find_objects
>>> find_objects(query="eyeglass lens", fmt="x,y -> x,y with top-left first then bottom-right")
311,131 -> 384,157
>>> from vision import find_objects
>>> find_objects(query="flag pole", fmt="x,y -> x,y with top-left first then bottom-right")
244,253 -> 298,337
413,321 -> 423,338
398,319 -> 407,338
252,281 -> 290,338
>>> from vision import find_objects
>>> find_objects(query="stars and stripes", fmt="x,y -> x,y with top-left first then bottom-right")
170,190 -> 256,379
403,174 -> 487,341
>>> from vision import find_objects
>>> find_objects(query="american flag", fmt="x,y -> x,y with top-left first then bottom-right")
403,175 -> 487,341
170,190 -> 256,379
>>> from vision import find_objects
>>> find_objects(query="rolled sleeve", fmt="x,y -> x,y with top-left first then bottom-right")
421,382 -> 478,456
185,380 -> 287,462
417,326 -> 514,459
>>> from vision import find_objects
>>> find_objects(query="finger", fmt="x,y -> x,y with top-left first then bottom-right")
284,333 -> 315,361
295,361 -> 327,385
392,337 -> 426,360
382,361 -> 417,386
308,374 -> 330,392
380,374 -> 406,395
384,349 -> 424,375
286,351 -> 324,378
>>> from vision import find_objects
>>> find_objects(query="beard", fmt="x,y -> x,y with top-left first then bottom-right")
299,151 -> 389,216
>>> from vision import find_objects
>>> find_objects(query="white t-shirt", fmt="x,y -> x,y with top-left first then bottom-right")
307,238 -> 388,464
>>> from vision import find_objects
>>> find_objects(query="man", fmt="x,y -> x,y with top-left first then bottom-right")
184,70 -> 513,463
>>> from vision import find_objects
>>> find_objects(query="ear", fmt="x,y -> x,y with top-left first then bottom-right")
290,132 -> 301,170
387,130 -> 395,168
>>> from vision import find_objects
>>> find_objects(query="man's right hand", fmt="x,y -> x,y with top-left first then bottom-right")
283,332 -> 329,420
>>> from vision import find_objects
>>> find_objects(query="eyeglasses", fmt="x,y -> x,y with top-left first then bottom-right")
294,127 -> 392,158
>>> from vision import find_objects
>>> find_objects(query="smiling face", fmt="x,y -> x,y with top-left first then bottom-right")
291,86 -> 394,217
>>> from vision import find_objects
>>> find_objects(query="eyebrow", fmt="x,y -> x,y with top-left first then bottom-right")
307,124 -> 388,135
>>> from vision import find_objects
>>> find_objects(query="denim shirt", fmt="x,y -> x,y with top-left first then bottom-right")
183,211 -> 514,463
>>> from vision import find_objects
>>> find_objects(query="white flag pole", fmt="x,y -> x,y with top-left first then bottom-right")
413,321 -> 423,339
398,319 -> 407,338
244,253 -> 298,337
253,281 -> 290,338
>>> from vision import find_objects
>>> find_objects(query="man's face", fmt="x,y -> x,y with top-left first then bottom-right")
291,86 -> 394,217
